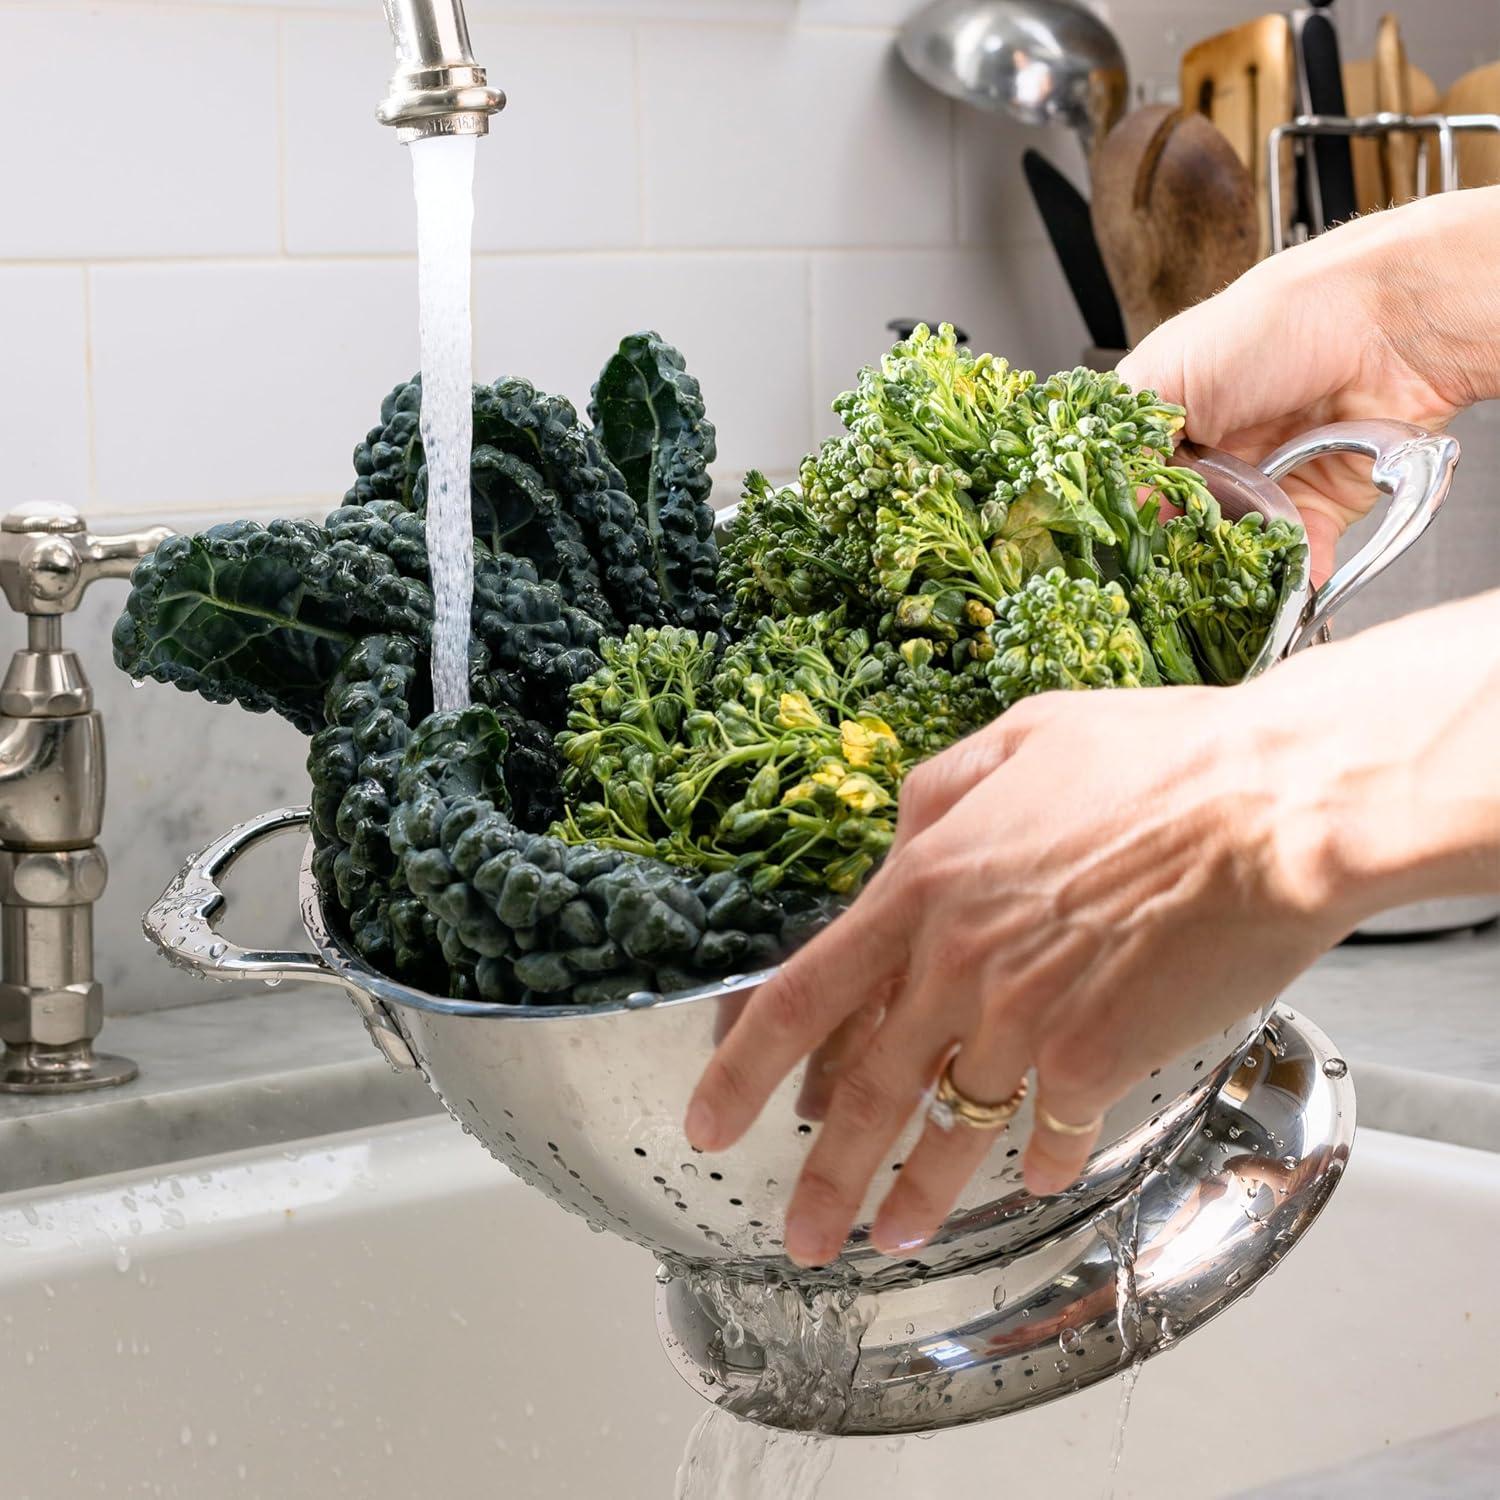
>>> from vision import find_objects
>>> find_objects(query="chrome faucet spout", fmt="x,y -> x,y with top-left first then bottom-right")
378,0 -> 504,142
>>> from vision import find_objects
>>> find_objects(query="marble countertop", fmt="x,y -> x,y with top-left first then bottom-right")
1,922 -> 1496,1195
1233,1415 -> 1500,1498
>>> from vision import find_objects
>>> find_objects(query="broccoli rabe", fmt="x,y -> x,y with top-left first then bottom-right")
1153,489 -> 1309,684
556,617 -> 932,895
986,568 -> 1161,706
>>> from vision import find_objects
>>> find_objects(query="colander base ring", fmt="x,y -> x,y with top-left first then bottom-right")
656,1004 -> 1354,1435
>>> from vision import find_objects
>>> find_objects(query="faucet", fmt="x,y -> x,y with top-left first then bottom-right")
377,0 -> 505,141
0,3 -> 495,1094
0,506 -> 170,1093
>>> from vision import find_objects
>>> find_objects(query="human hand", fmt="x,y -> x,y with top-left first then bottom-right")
683,679 -> 1351,1268
1121,188 -> 1500,583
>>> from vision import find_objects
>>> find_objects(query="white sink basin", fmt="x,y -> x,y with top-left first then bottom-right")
2,1122 -> 1496,1498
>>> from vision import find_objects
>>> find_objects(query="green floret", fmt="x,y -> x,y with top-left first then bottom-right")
1155,490 -> 1309,685
831,321 -> 1034,490
985,568 -> 1161,706
718,469 -> 877,629
554,616 -> 915,895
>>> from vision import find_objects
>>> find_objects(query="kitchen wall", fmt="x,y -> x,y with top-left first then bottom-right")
0,0 -> 1496,1017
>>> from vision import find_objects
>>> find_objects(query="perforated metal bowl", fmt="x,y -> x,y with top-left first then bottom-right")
146,420 -> 1452,1430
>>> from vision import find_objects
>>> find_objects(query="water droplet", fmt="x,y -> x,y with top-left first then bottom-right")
1227,1125 -> 1242,1139
723,1318 -> 745,1350
162,1208 -> 186,1229
992,1286 -> 1007,1310
263,976 -> 282,989
209,941 -> 227,960
624,990 -> 657,1009
20,1204 -> 39,1227
905,1322 -> 916,1335
1322,1057 -> 1348,1079
1281,1154 -> 1298,1170
180,1425 -> 193,1447
1058,1327 -> 1082,1354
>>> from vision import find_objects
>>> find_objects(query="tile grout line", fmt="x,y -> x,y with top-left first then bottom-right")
80,267 -> 99,507
631,26 -> 649,247
275,14 -> 290,256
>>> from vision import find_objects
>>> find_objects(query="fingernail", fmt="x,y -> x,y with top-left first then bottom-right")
872,1224 -> 929,1257
1024,1167 -> 1067,1198
784,1217 -> 834,1269
684,1097 -> 717,1150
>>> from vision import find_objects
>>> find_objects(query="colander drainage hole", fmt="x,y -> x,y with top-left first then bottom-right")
729,1197 -> 743,1206
1005,1148 -> 1019,1158
653,1175 -> 667,1185
547,1141 -> 559,1151
633,1147 -> 647,1158
1151,1094 -> 1162,1104
709,1171 -> 723,1181
748,1219 -> 763,1227
891,1162 -> 903,1172
797,1124 -> 813,1136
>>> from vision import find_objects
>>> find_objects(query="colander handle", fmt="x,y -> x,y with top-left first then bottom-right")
144,806 -> 417,1071
1259,419 -> 1460,650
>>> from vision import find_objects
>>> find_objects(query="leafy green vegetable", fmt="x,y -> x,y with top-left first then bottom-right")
718,467 -> 879,630
985,568 -> 1161,705
590,331 -> 723,631
392,707 -> 823,1003
1154,489 -> 1309,685
111,519 -> 430,734
121,322 -> 1306,1008
554,615 -> 987,895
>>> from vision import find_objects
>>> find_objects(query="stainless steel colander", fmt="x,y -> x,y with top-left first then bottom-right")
145,419 -> 1454,1431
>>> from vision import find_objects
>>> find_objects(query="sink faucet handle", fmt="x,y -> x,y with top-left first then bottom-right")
0,507 -> 171,616
77,523 -> 175,587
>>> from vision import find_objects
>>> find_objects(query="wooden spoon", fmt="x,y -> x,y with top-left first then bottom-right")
1090,105 -> 1259,347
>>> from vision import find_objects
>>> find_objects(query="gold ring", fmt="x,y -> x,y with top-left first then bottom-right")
1037,1105 -> 1103,1138
933,1062 -> 1029,1131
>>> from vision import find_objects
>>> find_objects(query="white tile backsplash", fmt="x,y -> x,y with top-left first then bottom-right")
0,7 -> 279,260
637,25 -> 953,247
473,251 -> 813,477
91,262 -> 419,513
0,268 -> 91,503
0,0 -> 1495,1017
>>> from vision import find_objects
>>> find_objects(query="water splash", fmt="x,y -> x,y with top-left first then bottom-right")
410,134 -> 478,713
674,1410 -> 835,1500
1101,1362 -> 1143,1499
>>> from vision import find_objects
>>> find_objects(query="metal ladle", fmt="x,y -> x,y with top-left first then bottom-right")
897,0 -> 1128,160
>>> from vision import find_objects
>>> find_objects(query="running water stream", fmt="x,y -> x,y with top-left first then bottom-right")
410,134 -> 478,712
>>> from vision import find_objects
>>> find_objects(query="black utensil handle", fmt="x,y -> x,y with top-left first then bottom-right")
1021,149 -> 1127,351
1302,12 -> 1357,228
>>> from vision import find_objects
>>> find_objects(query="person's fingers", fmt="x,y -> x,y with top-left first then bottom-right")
795,998 -> 889,1122
870,1013 -> 1032,1255
891,699 -> 1050,855
685,879 -> 909,1153
782,1012 -> 958,1268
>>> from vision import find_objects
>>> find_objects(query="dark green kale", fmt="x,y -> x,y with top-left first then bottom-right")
590,331 -> 723,632
469,377 -> 663,628
112,519 -> 430,734
392,708 -> 817,1004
